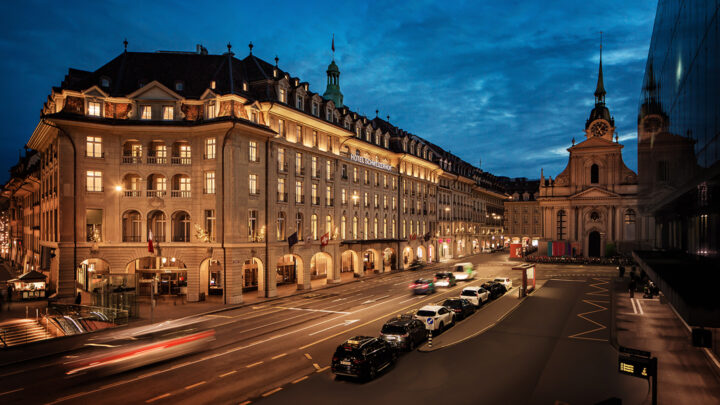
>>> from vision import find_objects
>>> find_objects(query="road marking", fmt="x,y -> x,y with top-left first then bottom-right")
219,370 -> 237,378
362,294 -> 390,304
313,363 -> 320,370
635,298 -> 644,315
316,366 -> 330,373
272,353 -> 288,360
0,388 -> 24,397
246,361 -> 264,368
292,376 -> 308,384
251,305 -> 266,309
184,381 -> 206,390
261,387 -> 283,397
275,306 -> 350,314
239,401 -> 252,405
308,319 -> 359,336
145,393 -> 171,403
47,391 -> 91,404
304,353 -> 313,360
207,314 -> 233,318
630,297 -> 638,314
568,299 -> 608,341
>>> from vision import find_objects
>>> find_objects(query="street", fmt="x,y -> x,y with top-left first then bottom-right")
0,254 -> 621,404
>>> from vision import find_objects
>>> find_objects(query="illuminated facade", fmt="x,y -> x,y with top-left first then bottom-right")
5,43 -> 505,303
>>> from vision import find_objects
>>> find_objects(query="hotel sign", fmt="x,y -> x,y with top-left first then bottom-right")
351,153 -> 393,171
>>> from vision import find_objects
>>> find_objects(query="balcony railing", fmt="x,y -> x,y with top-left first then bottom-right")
171,190 -> 192,198
147,156 -> 167,164
277,192 -> 288,202
249,188 -> 261,196
122,235 -> 141,242
122,156 -> 142,164
203,153 -> 216,160
295,195 -> 305,204
171,157 -> 191,165
124,190 -> 141,197
278,163 -> 288,173
147,190 -> 167,198
312,197 -> 320,206
326,198 -> 334,206
341,174 -> 348,180
295,168 -> 305,176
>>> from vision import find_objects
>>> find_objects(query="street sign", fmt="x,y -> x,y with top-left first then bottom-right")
426,318 -> 434,325
618,354 -> 655,380
619,345 -> 651,358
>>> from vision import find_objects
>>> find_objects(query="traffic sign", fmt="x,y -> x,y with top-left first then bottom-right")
426,318 -> 434,325
618,354 -> 655,380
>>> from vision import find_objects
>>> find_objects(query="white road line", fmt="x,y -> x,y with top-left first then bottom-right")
0,388 -> 24,397
271,353 -> 287,360
630,298 -> 638,314
184,381 -> 206,390
246,361 -> 263,368
219,370 -> 237,378
635,298 -> 644,315
276,307 -> 350,314
145,393 -> 171,403
292,376 -> 308,384
308,319 -> 359,336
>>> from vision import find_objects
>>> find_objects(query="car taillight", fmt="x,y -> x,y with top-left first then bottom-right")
400,333 -> 409,338
433,277 -> 437,282
352,358 -> 364,364
409,284 -> 416,288
332,356 -> 338,362
454,309 -> 461,312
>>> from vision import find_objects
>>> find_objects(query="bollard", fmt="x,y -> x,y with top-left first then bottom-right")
427,329 -> 433,348
36,308 -> 38,322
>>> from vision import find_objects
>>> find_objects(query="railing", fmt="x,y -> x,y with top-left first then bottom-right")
249,189 -> 261,196
295,195 -> 305,204
122,156 -> 142,164
203,153 -> 216,159
341,174 -> 348,180
123,235 -> 141,242
147,156 -> 167,164
312,173 -> 320,180
171,190 -> 192,198
124,190 -> 141,197
277,192 -> 288,202
312,197 -> 320,205
296,168 -> 305,176
278,163 -> 288,173
146,190 -> 167,198
326,198 -> 334,206
171,156 -> 191,165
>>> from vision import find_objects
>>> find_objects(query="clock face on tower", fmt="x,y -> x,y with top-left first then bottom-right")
643,116 -> 662,133
590,121 -> 609,137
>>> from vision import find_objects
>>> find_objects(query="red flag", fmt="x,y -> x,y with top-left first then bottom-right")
148,229 -> 154,253
331,34 -> 335,53
320,232 -> 329,246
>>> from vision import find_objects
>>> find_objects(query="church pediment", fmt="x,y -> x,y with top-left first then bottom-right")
126,80 -> 182,100
569,186 -> 620,200
82,85 -> 108,98
570,136 -> 621,150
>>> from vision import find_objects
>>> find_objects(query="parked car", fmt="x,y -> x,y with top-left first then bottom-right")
481,247 -> 493,253
415,305 -> 454,332
441,298 -> 476,320
481,281 -> 507,299
460,286 -> 490,306
331,336 -> 396,381
493,277 -> 513,290
434,272 -> 457,287
451,262 -> 477,281
407,260 -> 424,271
379,315 -> 427,351
410,279 -> 435,295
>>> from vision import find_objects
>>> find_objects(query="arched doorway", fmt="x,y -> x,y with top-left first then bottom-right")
310,252 -> 333,283
199,258 -> 223,297
428,245 -> 434,263
126,256 -> 188,296
588,231 -> 601,257
363,249 -> 381,273
77,258 -> 111,293
341,250 -> 360,279
402,247 -> 413,268
416,245 -> 427,263
242,258 -> 263,291
276,254 -> 301,285
383,248 -> 397,272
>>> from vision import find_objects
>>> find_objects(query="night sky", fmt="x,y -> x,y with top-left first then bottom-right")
0,0 -> 657,183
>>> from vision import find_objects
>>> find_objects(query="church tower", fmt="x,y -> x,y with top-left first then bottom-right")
585,36 -> 615,141
323,59 -> 343,108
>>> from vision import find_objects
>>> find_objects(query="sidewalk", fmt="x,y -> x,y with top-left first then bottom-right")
613,278 -> 720,404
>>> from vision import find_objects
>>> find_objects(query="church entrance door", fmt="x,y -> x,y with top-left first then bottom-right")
588,231 -> 601,257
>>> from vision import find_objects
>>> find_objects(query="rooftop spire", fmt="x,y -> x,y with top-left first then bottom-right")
594,31 -> 606,105
248,41 -> 253,55
123,38 -> 128,52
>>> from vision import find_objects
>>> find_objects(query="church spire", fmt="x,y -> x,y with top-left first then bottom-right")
323,36 -> 343,107
594,32 -> 606,105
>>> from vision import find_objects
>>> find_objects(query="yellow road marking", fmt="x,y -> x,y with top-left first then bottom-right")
312,363 -> 320,370
239,401 -> 252,405
184,381 -> 206,390
304,353 -> 313,360
271,353 -> 287,360
292,376 -> 309,384
219,370 -> 237,378
298,280 -> 479,350
568,299 -> 608,340
261,387 -> 283,397
246,361 -> 264,368
146,393 -> 171,403
316,366 -> 330,373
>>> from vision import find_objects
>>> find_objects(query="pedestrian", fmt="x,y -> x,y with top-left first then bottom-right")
75,291 -> 82,305
619,265 -> 625,278
628,278 -> 636,298
7,284 -> 12,303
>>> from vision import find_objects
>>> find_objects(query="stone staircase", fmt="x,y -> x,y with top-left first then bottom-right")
0,319 -> 54,347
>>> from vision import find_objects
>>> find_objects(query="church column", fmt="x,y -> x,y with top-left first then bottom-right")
577,208 -> 584,252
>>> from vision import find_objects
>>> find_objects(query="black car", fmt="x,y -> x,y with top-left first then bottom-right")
379,315 -> 427,351
331,336 -> 396,381
407,260 -> 424,271
481,281 -> 507,299
441,298 -> 476,320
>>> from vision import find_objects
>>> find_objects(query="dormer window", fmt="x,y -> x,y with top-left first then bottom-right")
251,111 -> 258,123
278,88 -> 287,103
100,77 -> 110,88
210,80 -> 216,90
207,101 -> 216,119
243,82 -> 248,92
162,106 -> 174,120
384,137 -> 389,148
355,127 -> 361,138
175,81 -> 184,91
141,105 -> 152,120
296,95 -> 303,109
312,102 -> 319,116
87,101 -> 101,117
365,131 -> 371,142
326,108 -> 332,121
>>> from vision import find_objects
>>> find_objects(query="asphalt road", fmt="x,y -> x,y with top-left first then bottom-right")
0,255 -> 624,405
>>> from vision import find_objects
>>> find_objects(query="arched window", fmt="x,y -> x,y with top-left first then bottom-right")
122,210 -> 142,242
591,164 -> 599,184
172,211 -> 191,242
374,217 -> 378,238
311,214 -> 318,240
276,212 -> 286,241
352,216 -> 358,239
295,213 -> 303,240
341,215 -> 346,240
325,215 -> 332,235
392,219 -> 396,238
556,210 -> 567,240
148,211 -> 167,242
363,217 -> 369,240
383,218 -> 387,238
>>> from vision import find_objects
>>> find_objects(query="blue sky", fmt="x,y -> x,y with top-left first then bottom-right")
0,0 -> 657,182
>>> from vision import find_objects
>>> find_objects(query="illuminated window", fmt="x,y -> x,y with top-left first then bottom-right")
86,136 -> 102,158
162,106 -> 174,120
295,180 -> 303,203
249,174 -> 258,194
278,88 -> 287,103
326,160 -> 332,180
311,214 -> 318,240
205,138 -> 216,159
204,171 -> 216,194
207,101 -> 216,119
341,215 -> 346,239
326,215 -> 332,235
276,212 -> 286,240
87,101 -> 101,117
86,171 -> 102,192
249,141 -> 258,162
141,105 -> 152,120
278,119 -> 286,138
248,209 -> 258,240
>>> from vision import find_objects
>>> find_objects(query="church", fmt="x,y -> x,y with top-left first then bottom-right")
537,49 -> 639,257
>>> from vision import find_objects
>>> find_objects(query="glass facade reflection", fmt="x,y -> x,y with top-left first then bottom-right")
638,0 -> 720,257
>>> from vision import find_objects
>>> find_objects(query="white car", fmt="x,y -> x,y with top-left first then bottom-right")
414,305 -> 454,331
452,263 -> 477,281
493,277 -> 513,290
460,286 -> 490,306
